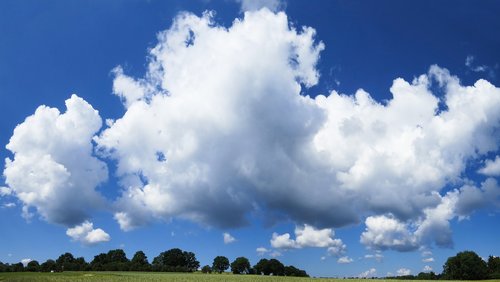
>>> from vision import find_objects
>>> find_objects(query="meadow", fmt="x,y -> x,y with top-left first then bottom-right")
2,272 -> 499,282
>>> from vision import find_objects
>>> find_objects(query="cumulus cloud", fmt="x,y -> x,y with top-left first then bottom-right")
423,265 -> 433,272
358,268 -> 377,278
223,232 -> 236,244
422,257 -> 434,262
397,268 -> 411,276
271,225 -> 346,256
479,156 -> 500,176
4,7 -> 500,253
66,221 -> 111,245
3,95 -> 108,226
361,215 -> 418,251
337,256 -> 353,264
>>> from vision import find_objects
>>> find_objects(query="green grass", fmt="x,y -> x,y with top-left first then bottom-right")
1,272 -> 499,282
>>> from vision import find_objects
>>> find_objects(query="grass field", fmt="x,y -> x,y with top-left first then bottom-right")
1,272 -> 499,282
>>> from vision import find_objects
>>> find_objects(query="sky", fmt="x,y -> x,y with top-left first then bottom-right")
1,0 -> 500,278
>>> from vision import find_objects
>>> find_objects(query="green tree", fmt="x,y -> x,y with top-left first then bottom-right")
26,260 -> 40,272
488,256 -> 500,279
90,253 -> 107,271
231,257 -> 250,274
56,252 -> 77,271
284,265 -> 309,277
130,251 -> 150,271
254,258 -> 270,275
201,265 -> 212,274
267,259 -> 285,276
212,256 -> 229,273
152,248 -> 199,272
11,262 -> 24,272
443,250 -> 488,280
40,259 -> 57,272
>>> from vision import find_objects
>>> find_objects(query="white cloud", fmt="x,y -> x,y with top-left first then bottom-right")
421,250 -> 433,257
271,225 -> 346,256
0,187 -> 12,196
223,232 -> 236,244
423,265 -> 433,272
94,9 -> 500,248
21,258 -> 32,267
236,0 -> 283,12
66,220 -> 111,245
3,95 -> 107,226
4,7 -> 500,254
396,268 -> 411,276
270,250 -> 282,257
337,256 -> 353,264
479,156 -> 500,176
271,232 -> 297,249
3,202 -> 16,208
365,252 -> 384,262
422,257 -> 434,262
256,247 -> 269,256
358,268 -> 377,278
360,215 -> 418,251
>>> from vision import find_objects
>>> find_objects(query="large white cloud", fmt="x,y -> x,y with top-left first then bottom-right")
3,8 -> 500,252
94,8 -> 500,245
3,95 -> 108,226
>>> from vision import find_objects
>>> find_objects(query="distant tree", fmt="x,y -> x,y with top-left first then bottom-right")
152,248 -> 199,272
90,253 -> 107,271
201,265 -> 212,274
0,261 -> 7,272
56,252 -> 78,271
11,262 -> 24,272
26,260 -> 40,272
130,251 -> 150,271
40,259 -> 57,272
184,251 -> 200,272
105,249 -> 129,271
284,265 -> 308,277
254,258 -> 270,275
443,250 -> 488,280
416,271 -> 437,280
231,257 -> 250,274
488,256 -> 500,279
267,259 -> 285,276
212,256 -> 229,273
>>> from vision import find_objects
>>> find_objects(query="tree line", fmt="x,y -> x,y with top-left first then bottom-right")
0,247 -> 308,277
385,251 -> 500,280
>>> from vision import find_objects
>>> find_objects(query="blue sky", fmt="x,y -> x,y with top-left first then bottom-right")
1,0 -> 500,278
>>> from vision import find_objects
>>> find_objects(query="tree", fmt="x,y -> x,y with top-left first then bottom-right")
26,260 -> 40,272
212,256 -> 229,273
130,251 -> 150,271
90,253 -> 107,271
254,258 -> 270,275
56,252 -> 78,271
267,259 -> 285,276
231,257 -> 250,274
201,265 -> 212,274
11,262 -> 24,272
443,250 -> 488,280
152,248 -> 199,272
40,259 -> 57,272
284,265 -> 309,277
488,256 -> 500,279
105,249 -> 129,271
